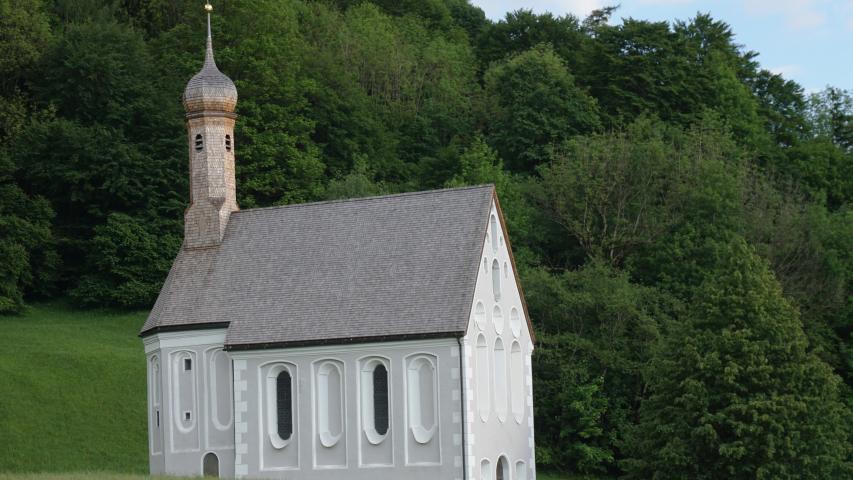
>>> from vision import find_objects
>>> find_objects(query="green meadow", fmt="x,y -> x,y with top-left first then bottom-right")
0,303 -> 149,474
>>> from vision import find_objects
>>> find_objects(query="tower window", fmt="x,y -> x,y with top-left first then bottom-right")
225,134 -> 232,152
194,134 -> 203,151
184,358 -> 192,371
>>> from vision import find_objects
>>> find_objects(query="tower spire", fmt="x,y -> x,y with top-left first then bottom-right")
205,3 -> 216,69
181,1 -> 239,249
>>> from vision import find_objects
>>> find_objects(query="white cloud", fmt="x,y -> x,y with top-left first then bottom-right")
744,0 -> 827,30
473,0 -> 602,20
770,64 -> 803,77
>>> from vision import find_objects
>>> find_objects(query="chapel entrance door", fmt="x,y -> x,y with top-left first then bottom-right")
203,452 -> 219,478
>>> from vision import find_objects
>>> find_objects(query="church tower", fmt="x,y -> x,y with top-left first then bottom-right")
182,3 -> 238,249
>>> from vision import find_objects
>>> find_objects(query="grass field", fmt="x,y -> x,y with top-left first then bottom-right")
0,303 -> 149,474
0,303 -> 586,479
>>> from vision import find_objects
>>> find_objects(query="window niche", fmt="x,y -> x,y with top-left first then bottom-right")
490,214 -> 498,252
515,460 -> 528,480
510,341 -> 525,423
494,338 -> 508,422
315,360 -> 344,448
225,134 -> 232,152
360,357 -> 390,445
265,363 -> 296,449
492,259 -> 501,302
476,334 -> 491,421
172,351 -> 196,433
474,301 -> 487,331
194,133 -> 203,152
406,354 -> 437,444
481,458 -> 493,480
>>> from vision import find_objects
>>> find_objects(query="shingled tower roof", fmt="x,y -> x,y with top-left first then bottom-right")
183,8 -> 237,115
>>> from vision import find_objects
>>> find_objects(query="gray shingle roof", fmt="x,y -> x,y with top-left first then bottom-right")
140,185 -> 495,348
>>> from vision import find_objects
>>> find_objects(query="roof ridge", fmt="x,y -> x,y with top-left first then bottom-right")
233,184 -> 495,216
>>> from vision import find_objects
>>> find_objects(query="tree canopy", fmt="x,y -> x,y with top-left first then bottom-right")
1,1 -> 850,476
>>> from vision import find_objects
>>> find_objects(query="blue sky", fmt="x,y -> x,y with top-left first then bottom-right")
471,1 -> 853,93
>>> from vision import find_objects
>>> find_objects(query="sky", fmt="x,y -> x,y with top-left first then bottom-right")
471,0 -> 853,93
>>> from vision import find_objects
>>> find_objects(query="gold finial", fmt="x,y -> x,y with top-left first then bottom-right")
204,2 -> 213,12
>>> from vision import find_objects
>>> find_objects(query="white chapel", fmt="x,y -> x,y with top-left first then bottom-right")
140,5 -> 536,480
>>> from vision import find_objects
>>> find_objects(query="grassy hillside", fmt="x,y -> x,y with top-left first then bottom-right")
0,304 -> 149,473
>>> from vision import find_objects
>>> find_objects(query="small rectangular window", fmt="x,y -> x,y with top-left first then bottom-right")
185,411 -> 191,421
184,358 -> 192,371
156,410 -> 160,427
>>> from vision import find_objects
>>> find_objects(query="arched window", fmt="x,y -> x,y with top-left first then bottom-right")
373,365 -> 389,435
406,355 -> 437,444
277,371 -> 293,440
492,259 -> 501,302
316,361 -> 344,447
515,460 -> 528,480
194,133 -> 203,151
496,456 -> 509,480
474,301 -> 487,331
511,341 -> 525,423
225,134 -> 232,152
360,358 -> 390,444
476,334 -> 490,421
494,338 -> 507,421
265,363 -> 295,449
481,458 -> 493,480
493,305 -> 504,334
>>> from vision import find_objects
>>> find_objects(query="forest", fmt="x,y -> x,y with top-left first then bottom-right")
0,0 -> 851,477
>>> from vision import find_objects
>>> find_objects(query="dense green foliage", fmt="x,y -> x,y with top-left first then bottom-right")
1,0 -> 850,477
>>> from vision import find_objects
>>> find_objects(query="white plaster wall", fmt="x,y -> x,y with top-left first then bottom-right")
230,338 -> 465,480
143,329 -> 235,477
463,200 -> 536,480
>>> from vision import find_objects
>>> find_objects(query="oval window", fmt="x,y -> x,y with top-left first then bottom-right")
361,358 -> 390,444
373,364 -> 389,436
277,370 -> 293,440
265,363 -> 295,449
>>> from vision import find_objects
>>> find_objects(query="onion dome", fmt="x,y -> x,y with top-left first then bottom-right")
183,9 -> 237,115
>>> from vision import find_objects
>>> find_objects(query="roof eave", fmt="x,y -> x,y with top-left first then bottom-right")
224,330 -> 465,351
